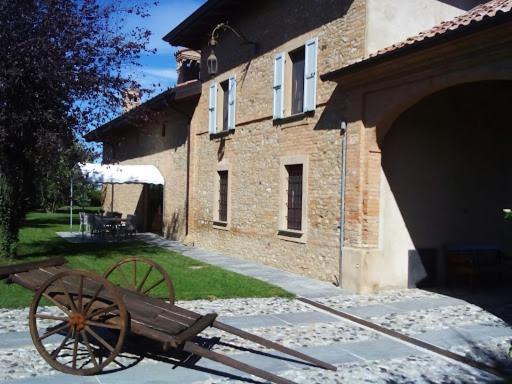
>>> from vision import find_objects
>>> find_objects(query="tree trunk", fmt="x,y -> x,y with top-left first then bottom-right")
0,172 -> 24,258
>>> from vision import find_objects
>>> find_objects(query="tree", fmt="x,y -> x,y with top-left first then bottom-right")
0,0 -> 155,257
34,143 -> 90,213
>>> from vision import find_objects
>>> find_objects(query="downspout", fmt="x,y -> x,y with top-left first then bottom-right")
339,121 -> 348,287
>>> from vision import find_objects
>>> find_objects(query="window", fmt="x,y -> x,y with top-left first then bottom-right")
290,47 -> 305,115
221,80 -> 229,131
279,156 -> 308,243
286,164 -> 303,230
273,38 -> 318,119
218,170 -> 228,222
208,75 -> 236,134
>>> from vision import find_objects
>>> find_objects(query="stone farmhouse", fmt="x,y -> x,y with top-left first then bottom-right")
85,0 -> 512,293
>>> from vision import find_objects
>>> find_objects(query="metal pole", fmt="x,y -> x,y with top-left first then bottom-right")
70,178 -> 73,233
339,121 -> 347,287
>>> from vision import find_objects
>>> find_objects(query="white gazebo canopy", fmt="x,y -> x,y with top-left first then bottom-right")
79,163 -> 165,185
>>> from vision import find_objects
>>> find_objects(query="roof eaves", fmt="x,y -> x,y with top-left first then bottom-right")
84,80 -> 201,142
322,1 -> 512,82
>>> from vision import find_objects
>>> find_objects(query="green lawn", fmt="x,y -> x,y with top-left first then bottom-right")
0,209 -> 293,308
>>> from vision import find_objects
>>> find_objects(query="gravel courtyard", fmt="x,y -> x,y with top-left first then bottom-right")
1,288 -> 511,384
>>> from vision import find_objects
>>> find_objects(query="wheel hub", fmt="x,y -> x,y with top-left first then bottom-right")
68,313 -> 86,332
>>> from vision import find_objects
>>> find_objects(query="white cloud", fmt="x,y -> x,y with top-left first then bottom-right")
143,68 -> 177,81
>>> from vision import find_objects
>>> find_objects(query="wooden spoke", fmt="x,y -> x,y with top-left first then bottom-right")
133,260 -> 137,288
141,277 -> 164,295
72,330 -> 79,369
85,326 -> 114,352
29,270 -> 127,376
80,330 -> 99,369
86,320 -> 121,330
34,313 -> 68,322
40,322 -> 69,341
42,293 -> 71,315
85,303 -> 118,321
117,265 -> 133,289
60,280 -> 78,313
83,284 -> 104,316
104,257 -> 175,303
51,329 -> 72,359
77,275 -> 84,313
136,265 -> 153,292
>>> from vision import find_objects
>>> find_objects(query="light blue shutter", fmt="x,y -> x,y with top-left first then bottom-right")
228,75 -> 236,130
273,53 -> 285,119
208,82 -> 217,134
303,37 -> 318,112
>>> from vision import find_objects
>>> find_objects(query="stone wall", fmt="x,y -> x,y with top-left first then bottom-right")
187,0 -> 367,283
102,104 -> 192,240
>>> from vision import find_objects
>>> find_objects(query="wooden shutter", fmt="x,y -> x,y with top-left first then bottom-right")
208,82 -> 217,134
273,53 -> 285,119
227,75 -> 236,130
303,37 -> 318,112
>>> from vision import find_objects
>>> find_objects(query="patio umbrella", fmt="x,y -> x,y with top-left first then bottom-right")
69,163 -> 165,231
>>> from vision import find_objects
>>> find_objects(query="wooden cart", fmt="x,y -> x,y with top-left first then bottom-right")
0,257 -> 335,384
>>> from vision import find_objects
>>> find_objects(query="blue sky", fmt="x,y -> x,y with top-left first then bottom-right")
126,0 -> 206,99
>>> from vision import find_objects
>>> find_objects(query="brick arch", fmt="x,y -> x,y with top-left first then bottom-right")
371,67 -> 512,147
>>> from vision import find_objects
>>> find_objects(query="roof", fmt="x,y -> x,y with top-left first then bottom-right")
84,80 -> 201,142
162,0 -> 246,49
322,0 -> 512,81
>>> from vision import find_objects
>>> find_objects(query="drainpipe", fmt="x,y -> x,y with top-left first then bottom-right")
339,121 -> 348,287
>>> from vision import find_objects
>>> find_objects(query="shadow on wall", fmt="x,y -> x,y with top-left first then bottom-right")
380,81 -> 512,289
165,211 -> 181,241
207,0 -> 354,76
437,0 -> 488,11
111,98 -> 197,162
312,83 -> 350,131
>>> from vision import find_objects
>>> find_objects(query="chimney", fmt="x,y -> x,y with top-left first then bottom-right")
175,48 -> 201,84
122,88 -> 141,112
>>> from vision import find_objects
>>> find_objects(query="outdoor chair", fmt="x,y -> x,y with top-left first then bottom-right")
92,215 -> 108,239
85,214 -> 95,237
121,214 -> 137,238
79,212 -> 87,237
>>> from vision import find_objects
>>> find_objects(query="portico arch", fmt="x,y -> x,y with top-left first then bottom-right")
379,80 -> 512,288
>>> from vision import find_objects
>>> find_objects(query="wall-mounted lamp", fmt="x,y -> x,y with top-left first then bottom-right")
207,22 -> 258,76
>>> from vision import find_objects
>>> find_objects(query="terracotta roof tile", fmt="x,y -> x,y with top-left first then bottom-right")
368,0 -> 512,59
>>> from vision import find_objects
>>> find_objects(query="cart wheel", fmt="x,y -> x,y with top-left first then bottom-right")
29,270 -> 127,376
103,257 -> 175,304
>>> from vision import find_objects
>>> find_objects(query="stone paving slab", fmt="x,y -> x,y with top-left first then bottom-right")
219,314 -> 289,329
3,376 -> 97,384
338,338 -> 426,361
273,311 -> 341,325
417,324 -> 512,348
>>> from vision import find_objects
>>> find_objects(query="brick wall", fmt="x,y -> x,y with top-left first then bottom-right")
188,0 -> 367,283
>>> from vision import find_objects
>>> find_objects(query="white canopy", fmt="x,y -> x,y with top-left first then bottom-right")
79,163 -> 165,185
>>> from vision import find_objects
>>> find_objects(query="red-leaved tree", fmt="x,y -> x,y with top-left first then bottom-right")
0,0 -> 156,257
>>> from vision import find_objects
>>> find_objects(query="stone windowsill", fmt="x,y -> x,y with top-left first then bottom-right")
273,110 -> 314,125
209,129 -> 235,139
213,221 -> 230,231
277,228 -> 306,244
